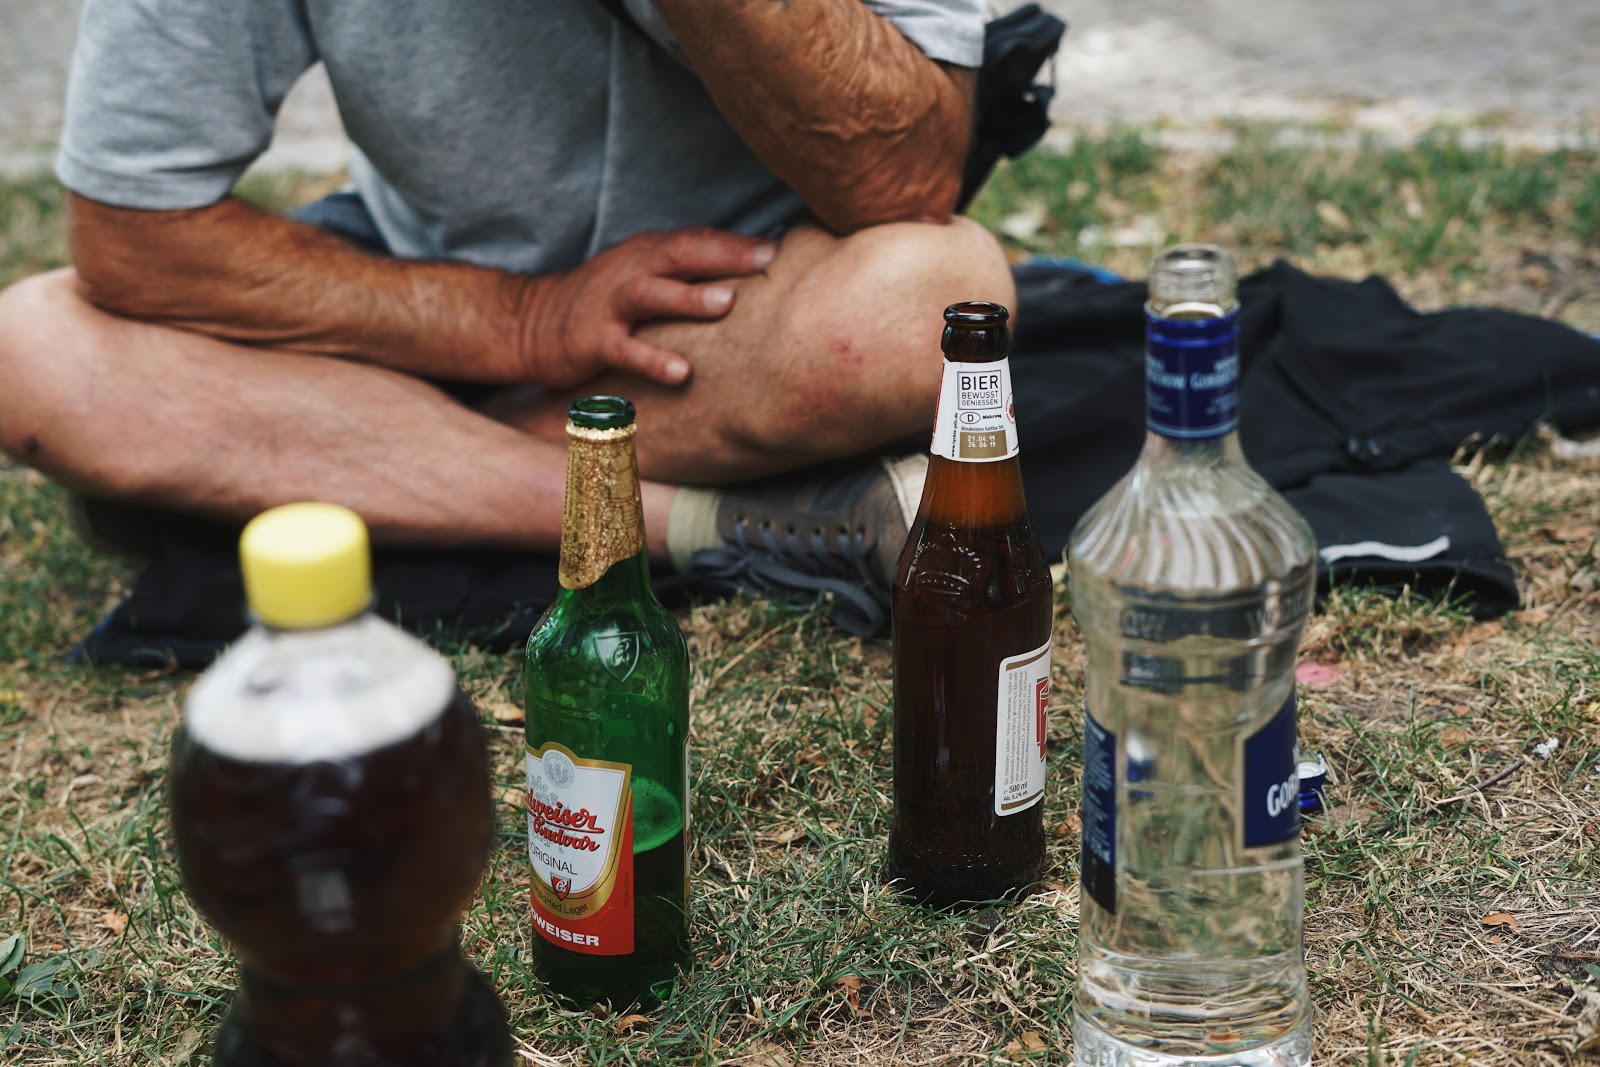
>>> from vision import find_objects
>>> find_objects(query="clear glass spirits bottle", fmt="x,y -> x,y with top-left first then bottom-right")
1068,245 -> 1316,1067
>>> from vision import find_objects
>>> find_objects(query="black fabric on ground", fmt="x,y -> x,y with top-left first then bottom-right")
1283,458 -> 1519,619
75,261 -> 1600,668
1009,259 -> 1600,621
78,523 -> 563,668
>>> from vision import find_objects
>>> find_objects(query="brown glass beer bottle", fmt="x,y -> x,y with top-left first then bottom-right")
888,301 -> 1054,908
168,503 -> 511,1067
523,396 -> 691,1007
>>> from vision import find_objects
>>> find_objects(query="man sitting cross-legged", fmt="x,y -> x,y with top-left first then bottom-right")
0,0 -> 1014,634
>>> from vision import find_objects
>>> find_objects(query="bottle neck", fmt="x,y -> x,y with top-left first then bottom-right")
929,353 -> 1019,462
1143,306 -> 1242,457
562,547 -> 654,604
558,424 -> 647,592
919,453 -> 1029,526
1139,426 -> 1247,468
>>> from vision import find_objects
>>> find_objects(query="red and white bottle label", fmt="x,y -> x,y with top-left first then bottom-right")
930,358 -> 1019,462
995,641 -> 1050,816
526,742 -> 634,955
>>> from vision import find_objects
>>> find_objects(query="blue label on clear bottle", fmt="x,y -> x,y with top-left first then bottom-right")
1242,691 -> 1300,848
1080,711 -> 1117,914
1145,310 -> 1240,440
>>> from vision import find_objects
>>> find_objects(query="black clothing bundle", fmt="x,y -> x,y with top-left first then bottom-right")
75,261 -> 1600,668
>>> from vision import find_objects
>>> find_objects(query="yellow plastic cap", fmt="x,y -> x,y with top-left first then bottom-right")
238,503 -> 372,630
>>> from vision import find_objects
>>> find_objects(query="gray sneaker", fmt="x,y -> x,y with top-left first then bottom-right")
683,454 -> 926,637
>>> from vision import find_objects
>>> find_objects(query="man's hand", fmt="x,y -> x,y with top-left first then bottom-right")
522,227 -> 777,389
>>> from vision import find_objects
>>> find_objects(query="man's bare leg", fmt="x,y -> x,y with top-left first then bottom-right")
489,217 -> 1015,485
0,217 -> 1010,553
0,269 -> 605,550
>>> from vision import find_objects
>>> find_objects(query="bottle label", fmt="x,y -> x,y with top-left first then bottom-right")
994,641 -> 1050,815
1144,309 -> 1240,440
1242,691 -> 1301,848
1079,710 -> 1117,915
930,358 -> 1018,462
526,742 -> 635,955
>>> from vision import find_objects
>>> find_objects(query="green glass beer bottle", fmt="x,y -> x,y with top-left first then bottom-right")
523,396 -> 692,1008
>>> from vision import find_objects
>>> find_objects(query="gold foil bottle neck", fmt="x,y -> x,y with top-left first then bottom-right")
558,422 -> 646,590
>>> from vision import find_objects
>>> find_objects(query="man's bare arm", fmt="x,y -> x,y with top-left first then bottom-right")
651,0 -> 977,234
67,193 -> 777,387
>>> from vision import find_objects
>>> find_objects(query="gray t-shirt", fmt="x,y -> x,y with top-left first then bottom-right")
57,0 -> 984,275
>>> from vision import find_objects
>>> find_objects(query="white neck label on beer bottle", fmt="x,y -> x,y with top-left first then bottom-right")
930,358 -> 1019,463
995,641 -> 1050,816
526,742 -> 634,955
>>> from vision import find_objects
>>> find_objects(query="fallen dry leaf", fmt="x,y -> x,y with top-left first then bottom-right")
499,786 -> 526,809
743,1038 -> 794,1067
836,974 -> 866,1017
1454,619 -> 1505,651
1399,179 -> 1425,220
1315,201 -> 1353,230
616,1013 -> 652,1031
1054,812 -> 1083,834
1481,911 -> 1519,932
99,910 -> 128,936
1437,727 -> 1474,747
485,700 -> 524,725
1295,662 -> 1345,688
168,1028 -> 204,1064
1003,1031 -> 1048,1054
1552,523 -> 1597,543
1572,986 -> 1600,1053
1318,802 -> 1378,827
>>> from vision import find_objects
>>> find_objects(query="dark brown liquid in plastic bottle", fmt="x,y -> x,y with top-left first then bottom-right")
170,691 -> 511,1066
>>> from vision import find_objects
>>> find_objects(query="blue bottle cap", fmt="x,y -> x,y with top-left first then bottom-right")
1298,753 -> 1328,814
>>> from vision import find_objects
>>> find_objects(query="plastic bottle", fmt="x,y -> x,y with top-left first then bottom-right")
170,502 -> 510,1066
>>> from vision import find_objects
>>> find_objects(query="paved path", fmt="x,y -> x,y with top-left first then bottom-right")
1051,0 -> 1600,136
4,0 -> 1598,176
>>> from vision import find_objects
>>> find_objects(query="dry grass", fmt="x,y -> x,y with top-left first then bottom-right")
2,128 -> 1599,1064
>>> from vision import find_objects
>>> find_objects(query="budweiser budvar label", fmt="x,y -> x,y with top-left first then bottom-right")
526,742 -> 635,954
930,359 -> 1019,462
995,641 -> 1050,816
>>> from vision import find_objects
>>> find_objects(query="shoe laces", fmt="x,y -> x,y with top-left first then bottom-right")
686,515 -> 889,637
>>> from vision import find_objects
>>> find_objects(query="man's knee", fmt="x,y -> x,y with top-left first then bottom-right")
0,271 -> 75,453
0,268 -> 85,363
0,269 -> 140,490
746,217 -> 1014,455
